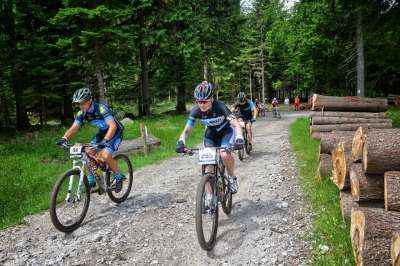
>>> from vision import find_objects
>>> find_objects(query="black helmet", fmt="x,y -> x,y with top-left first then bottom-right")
72,88 -> 92,103
194,81 -> 214,101
237,92 -> 246,103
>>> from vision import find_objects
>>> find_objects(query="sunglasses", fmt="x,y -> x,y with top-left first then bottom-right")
77,101 -> 88,106
197,100 -> 210,104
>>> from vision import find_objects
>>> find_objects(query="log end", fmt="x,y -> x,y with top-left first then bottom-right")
350,208 -> 365,266
391,233 -> 400,266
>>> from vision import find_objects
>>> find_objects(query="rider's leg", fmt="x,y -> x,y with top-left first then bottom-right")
247,122 -> 253,144
221,151 -> 235,177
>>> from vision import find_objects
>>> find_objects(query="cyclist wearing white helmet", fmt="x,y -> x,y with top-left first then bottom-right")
230,92 -> 258,152
175,81 -> 244,199
56,88 -> 125,193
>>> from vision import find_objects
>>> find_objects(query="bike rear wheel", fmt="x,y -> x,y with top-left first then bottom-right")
50,169 -> 90,233
196,173 -> 218,251
261,108 -> 265,117
106,154 -> 133,203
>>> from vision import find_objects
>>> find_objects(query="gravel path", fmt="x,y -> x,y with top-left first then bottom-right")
0,111 -> 315,266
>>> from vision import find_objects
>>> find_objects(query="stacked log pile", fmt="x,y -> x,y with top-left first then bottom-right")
311,94 -> 400,264
310,94 -> 391,140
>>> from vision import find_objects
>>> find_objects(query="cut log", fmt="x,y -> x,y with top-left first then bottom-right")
350,163 -> 384,202
351,208 -> 400,265
316,153 -> 332,181
310,122 -> 392,133
331,141 -> 351,190
312,94 -> 388,112
351,127 -> 364,163
340,190 -> 383,222
310,110 -> 386,119
362,129 -> 400,174
391,233 -> 400,266
311,116 -> 391,125
384,171 -> 400,211
311,131 -> 324,140
320,131 -> 355,155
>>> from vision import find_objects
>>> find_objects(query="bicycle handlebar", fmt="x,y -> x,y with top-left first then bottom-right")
183,146 -> 234,156
59,142 -> 105,151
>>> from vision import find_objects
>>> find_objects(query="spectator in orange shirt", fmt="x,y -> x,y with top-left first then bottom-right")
294,96 -> 300,111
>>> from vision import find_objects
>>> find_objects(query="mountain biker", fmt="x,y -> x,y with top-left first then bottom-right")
272,98 -> 279,115
294,96 -> 300,111
175,81 -> 244,207
230,92 -> 258,152
56,88 -> 125,193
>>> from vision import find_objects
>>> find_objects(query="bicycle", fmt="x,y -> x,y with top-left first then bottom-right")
237,119 -> 251,161
258,104 -> 266,117
273,105 -> 281,119
50,142 -> 133,233
182,146 -> 233,251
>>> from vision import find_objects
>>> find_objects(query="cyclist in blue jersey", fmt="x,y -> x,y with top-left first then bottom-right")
231,92 -> 258,152
56,88 -> 125,193
175,81 -> 244,202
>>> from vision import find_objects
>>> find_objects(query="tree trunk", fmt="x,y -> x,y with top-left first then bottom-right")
391,233 -> 400,266
356,9 -> 365,98
362,129 -> 400,174
316,153 -> 332,181
138,9 -> 151,117
320,131 -> 355,154
384,171 -> 400,211
351,208 -> 400,266
312,94 -> 388,112
331,141 -> 351,190
311,117 -> 391,125
352,127 -> 364,163
350,163 -> 384,202
340,190 -> 383,222
94,38 -> 106,103
310,111 -> 386,119
311,123 -> 392,133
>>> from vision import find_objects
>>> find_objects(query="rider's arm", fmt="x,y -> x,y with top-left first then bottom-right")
178,124 -> 193,142
104,119 -> 117,141
62,123 -> 80,140
230,119 -> 243,137
252,106 -> 258,118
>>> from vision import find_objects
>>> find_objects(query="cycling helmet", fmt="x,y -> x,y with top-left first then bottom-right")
72,88 -> 92,103
194,81 -> 214,101
273,98 -> 277,101
255,99 -> 259,102
237,92 -> 246,103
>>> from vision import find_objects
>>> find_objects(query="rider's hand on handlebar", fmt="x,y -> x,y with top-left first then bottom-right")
234,136 -> 244,150
97,139 -> 109,148
175,139 -> 186,153
56,137 -> 67,147
250,118 -> 256,123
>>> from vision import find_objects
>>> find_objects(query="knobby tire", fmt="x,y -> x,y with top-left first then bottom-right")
49,169 -> 90,233
195,173 -> 218,251
106,154 -> 134,203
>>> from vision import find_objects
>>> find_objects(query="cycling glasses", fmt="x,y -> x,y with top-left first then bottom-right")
197,100 -> 211,104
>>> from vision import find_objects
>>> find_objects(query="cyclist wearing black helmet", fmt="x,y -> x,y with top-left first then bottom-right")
230,92 -> 258,152
56,88 -> 125,193
175,81 -> 244,202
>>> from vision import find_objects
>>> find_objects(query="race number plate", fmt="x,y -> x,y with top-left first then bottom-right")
70,145 -> 83,157
198,147 -> 217,165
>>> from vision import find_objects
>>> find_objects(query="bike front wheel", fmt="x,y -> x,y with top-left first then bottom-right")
50,169 -> 90,233
196,173 -> 218,251
220,175 -> 232,214
277,110 -> 281,119
106,154 -> 134,203
261,108 -> 265,117
244,130 -> 251,155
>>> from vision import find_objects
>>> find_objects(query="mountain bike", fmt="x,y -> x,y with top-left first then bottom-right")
273,105 -> 281,119
182,146 -> 233,251
237,119 -> 251,161
258,104 -> 266,117
50,142 -> 133,233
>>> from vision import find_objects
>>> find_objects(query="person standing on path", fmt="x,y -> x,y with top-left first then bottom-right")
284,97 -> 289,111
294,96 -> 300,111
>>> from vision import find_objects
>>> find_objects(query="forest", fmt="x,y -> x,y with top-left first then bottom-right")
1,0 -> 399,130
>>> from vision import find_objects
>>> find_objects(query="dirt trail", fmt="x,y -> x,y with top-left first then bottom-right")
0,111 -> 314,266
